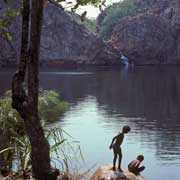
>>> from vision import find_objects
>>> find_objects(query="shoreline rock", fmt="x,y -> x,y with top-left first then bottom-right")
90,164 -> 145,180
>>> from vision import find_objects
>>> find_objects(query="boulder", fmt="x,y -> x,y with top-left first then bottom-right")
90,164 -> 144,180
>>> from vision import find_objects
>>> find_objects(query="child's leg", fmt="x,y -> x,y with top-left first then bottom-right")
118,148 -> 122,171
137,166 -> 145,174
113,148 -> 118,170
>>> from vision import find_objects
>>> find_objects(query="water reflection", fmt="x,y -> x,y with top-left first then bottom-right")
1,67 -> 180,179
40,67 -> 180,180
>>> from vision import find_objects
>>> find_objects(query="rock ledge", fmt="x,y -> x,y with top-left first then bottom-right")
90,164 -> 144,180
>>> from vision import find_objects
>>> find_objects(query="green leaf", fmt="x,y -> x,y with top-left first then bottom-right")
50,139 -> 66,152
0,147 -> 14,154
6,32 -> 13,41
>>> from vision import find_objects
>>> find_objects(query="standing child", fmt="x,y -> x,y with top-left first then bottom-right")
128,155 -> 145,175
109,125 -> 131,171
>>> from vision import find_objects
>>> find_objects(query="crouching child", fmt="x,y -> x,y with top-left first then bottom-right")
128,155 -> 145,175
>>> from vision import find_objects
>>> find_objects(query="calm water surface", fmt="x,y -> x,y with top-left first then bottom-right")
1,67 -> 180,180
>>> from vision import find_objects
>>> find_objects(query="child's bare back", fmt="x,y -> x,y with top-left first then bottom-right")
114,133 -> 124,147
128,155 -> 145,175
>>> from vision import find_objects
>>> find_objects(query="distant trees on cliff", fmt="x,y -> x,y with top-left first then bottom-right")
97,0 -> 140,39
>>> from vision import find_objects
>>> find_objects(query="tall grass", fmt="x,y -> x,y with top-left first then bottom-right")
0,90 -> 83,178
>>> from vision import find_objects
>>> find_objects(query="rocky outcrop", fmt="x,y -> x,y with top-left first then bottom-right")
91,164 -> 144,180
41,2 -> 121,65
110,0 -> 180,65
0,1 -> 120,67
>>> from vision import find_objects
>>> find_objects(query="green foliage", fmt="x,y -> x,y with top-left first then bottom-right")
39,90 -> 68,123
55,0 -> 102,6
0,90 -> 68,136
0,91 -> 25,138
76,0 -> 102,7
0,2 -> 20,41
83,18 -> 97,33
13,136 -> 31,173
0,127 -> 83,175
99,0 -> 140,39
47,127 -> 84,171
69,12 -> 97,33
0,90 -> 82,175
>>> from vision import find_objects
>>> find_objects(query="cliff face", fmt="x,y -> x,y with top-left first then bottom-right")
0,1 -> 120,67
111,0 -> 180,65
40,3 -> 120,65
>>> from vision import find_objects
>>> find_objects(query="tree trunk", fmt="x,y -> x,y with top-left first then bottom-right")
12,0 -> 29,113
12,0 -> 59,179
27,0 -> 52,179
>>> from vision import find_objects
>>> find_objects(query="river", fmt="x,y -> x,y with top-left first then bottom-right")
0,66 -> 180,180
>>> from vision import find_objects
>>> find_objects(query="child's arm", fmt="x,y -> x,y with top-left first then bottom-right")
109,136 -> 117,149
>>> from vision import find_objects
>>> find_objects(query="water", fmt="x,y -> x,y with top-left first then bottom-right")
1,66 -> 180,180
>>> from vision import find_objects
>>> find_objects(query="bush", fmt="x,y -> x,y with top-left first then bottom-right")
84,18 -> 97,33
0,90 -> 79,176
39,90 -> 68,123
0,90 -> 68,136
69,12 -> 97,33
99,0 -> 140,39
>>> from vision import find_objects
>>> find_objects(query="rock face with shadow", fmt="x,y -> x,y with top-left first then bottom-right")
91,164 -> 144,180
0,1 -> 120,67
110,0 -> 180,65
41,2 -> 120,65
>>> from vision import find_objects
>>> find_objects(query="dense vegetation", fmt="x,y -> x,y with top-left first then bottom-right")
98,0 -> 140,39
0,90 -> 67,137
69,12 -> 97,33
0,90 -> 83,178
83,18 -> 97,33
0,91 -> 66,172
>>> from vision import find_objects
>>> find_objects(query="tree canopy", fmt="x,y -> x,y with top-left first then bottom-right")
98,0 -> 140,39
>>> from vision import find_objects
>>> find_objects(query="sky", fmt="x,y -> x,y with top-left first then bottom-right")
61,0 -> 122,19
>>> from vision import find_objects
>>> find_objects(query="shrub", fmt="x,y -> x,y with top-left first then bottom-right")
0,90 -> 81,177
69,12 -> 97,33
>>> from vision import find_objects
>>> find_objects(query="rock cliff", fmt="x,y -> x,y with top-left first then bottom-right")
110,0 -> 180,65
0,1 -> 120,67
